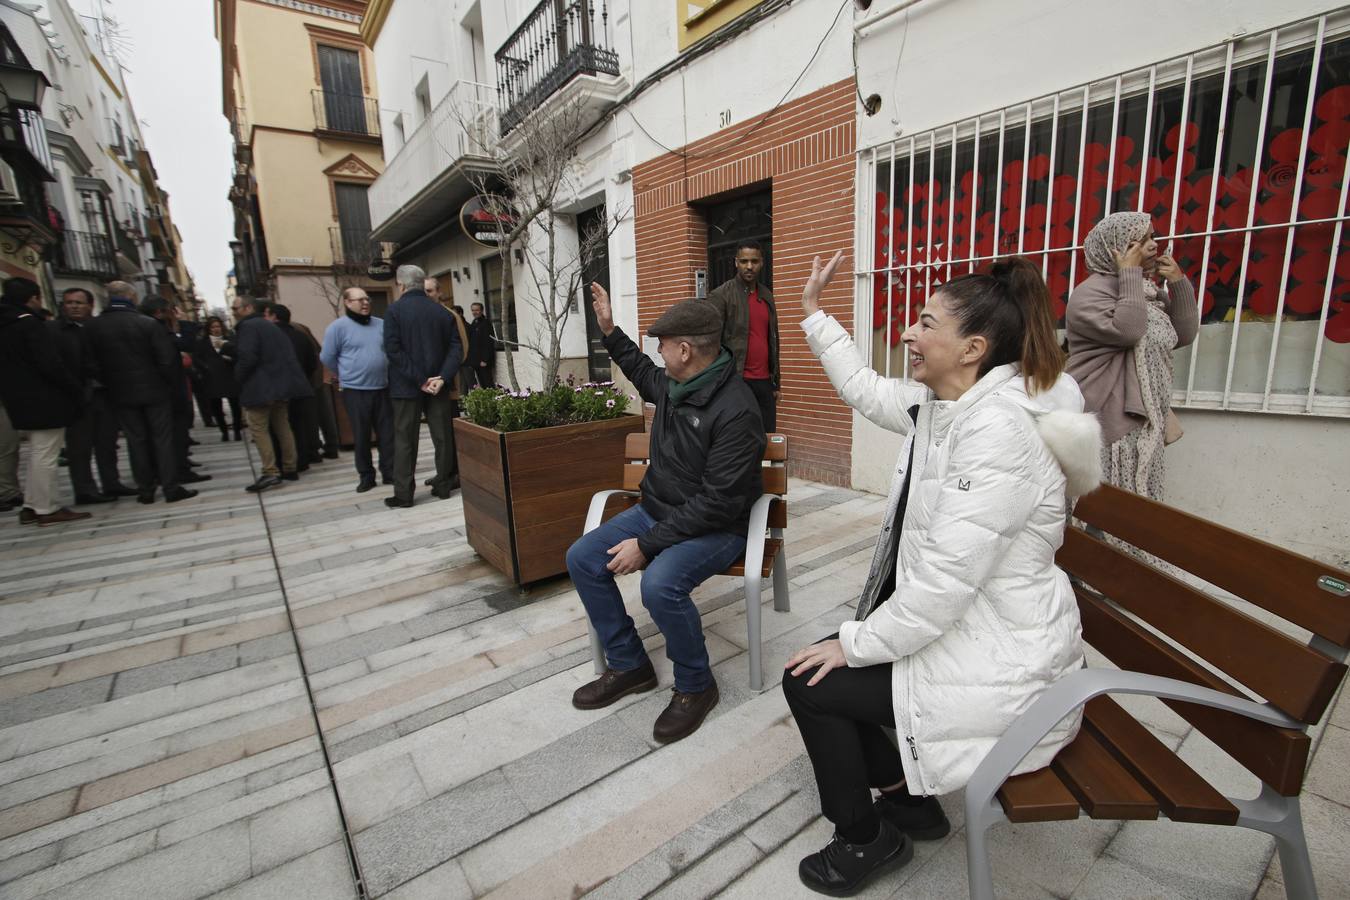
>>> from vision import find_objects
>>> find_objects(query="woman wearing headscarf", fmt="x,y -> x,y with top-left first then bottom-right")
1065,212 -> 1198,500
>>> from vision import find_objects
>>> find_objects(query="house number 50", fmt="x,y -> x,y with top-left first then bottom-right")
718,109 -> 732,128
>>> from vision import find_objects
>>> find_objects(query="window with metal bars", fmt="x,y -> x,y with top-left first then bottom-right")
866,13 -> 1350,416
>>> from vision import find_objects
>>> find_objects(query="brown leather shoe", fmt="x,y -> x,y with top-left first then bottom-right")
572,661 -> 658,710
35,507 -> 92,527
653,682 -> 719,744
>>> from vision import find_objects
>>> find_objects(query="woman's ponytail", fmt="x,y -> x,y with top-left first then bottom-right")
989,257 -> 1065,394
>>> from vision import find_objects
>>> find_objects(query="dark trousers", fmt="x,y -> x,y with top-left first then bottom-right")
472,364 -> 495,389
118,401 -> 180,495
316,385 -> 339,453
342,388 -> 394,482
782,638 -> 902,831
745,378 -> 777,432
172,404 -> 192,481
195,388 -> 216,427
66,392 -> 124,495
288,396 -> 319,464
210,397 -> 242,435
391,391 -> 457,502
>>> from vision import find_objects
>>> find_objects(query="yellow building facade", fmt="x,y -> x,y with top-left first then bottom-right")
217,0 -> 389,335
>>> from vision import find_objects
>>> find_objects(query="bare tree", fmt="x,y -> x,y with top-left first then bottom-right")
306,230 -> 391,321
456,93 -> 627,390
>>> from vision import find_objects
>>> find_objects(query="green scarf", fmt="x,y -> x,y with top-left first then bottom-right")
668,349 -> 732,404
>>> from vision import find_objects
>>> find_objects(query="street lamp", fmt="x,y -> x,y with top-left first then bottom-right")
0,61 -> 49,111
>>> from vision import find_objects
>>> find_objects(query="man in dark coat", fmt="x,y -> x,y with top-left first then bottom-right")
382,265 -> 462,508
231,296 -> 312,492
0,277 -> 93,525
141,296 -> 210,486
264,304 -> 321,470
702,241 -> 781,431
51,288 -> 134,504
465,301 -> 496,389
565,286 -> 766,744
82,281 -> 197,504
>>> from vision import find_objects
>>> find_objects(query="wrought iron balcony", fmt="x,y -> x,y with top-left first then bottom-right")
114,223 -> 141,269
313,90 -> 380,138
329,225 -> 395,270
495,0 -> 618,133
52,229 -> 117,279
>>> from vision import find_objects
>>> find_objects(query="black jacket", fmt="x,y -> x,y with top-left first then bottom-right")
193,334 -> 239,400
82,305 -> 179,407
466,315 -> 496,368
602,327 -> 766,559
234,314 -> 314,407
49,316 -> 92,389
0,304 -> 84,430
383,290 -> 462,399
277,322 -> 319,382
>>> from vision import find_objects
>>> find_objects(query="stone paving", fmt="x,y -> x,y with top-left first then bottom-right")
0,424 -> 1346,899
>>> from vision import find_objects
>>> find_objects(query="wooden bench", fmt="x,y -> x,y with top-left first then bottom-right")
582,431 -> 790,691
963,484 -> 1350,899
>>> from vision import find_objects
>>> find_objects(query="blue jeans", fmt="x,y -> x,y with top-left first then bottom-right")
566,504 -> 747,693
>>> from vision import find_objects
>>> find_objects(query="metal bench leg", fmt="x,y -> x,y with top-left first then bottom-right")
1235,786 -> 1319,900
587,621 -> 605,676
770,525 -> 789,612
965,794 -> 1002,900
744,570 -> 763,692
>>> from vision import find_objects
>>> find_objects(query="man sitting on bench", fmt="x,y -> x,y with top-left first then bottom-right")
566,284 -> 766,744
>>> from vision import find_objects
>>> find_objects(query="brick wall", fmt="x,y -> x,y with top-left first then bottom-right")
633,79 -> 857,486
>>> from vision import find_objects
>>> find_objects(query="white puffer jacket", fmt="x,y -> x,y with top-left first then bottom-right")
806,314 -> 1102,796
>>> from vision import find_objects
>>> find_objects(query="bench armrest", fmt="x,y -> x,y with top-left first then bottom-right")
964,668 -> 1303,823
584,490 -> 641,534
739,493 -> 777,578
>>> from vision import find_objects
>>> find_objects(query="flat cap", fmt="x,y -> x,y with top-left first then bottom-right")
646,300 -> 723,338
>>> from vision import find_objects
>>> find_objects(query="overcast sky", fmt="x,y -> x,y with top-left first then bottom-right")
69,0 -> 233,309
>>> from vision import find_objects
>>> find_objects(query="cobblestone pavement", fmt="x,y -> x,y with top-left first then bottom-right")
1,425 -> 1345,899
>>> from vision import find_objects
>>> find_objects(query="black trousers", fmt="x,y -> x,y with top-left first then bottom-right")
782,636 -> 903,831
316,385 -> 339,452
66,392 -> 124,495
118,401 -> 180,494
194,388 -> 216,427
472,364 -> 495,389
391,391 -> 457,502
343,388 -> 394,482
288,396 -> 320,464
209,397 -> 242,435
744,377 -> 777,432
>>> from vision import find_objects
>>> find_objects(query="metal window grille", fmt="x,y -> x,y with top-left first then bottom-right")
860,11 -> 1350,416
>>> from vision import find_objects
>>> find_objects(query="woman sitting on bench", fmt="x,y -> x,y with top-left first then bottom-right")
783,253 -> 1103,896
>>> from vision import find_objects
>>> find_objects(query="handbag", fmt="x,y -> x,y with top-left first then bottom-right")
1164,410 -> 1184,445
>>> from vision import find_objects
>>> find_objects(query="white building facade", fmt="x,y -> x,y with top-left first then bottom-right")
364,0 -> 1348,562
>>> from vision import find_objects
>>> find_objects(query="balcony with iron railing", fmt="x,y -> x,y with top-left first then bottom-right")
367,80 -> 499,242
313,90 -> 381,139
329,225 -> 396,270
114,222 -> 141,270
52,229 -> 117,279
495,0 -> 619,134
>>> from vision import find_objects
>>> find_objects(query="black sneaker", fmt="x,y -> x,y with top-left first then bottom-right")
383,496 -> 414,509
874,793 -> 950,841
356,477 -> 376,493
798,820 -> 913,897
246,475 -> 284,493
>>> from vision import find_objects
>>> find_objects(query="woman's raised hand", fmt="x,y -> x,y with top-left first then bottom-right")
1155,254 -> 1184,284
1113,240 -> 1148,272
801,251 -> 846,316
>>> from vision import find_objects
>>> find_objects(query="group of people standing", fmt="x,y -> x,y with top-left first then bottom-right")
319,265 -> 495,506
564,209 -> 1197,896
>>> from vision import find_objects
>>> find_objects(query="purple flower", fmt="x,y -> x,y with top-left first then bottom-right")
628,393 -> 636,401
605,399 -> 615,409
574,387 -> 583,394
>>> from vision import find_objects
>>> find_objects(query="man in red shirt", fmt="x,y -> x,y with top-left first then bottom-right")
703,241 -> 780,431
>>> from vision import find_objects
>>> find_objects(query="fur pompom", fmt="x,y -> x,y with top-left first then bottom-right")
1036,410 -> 1103,497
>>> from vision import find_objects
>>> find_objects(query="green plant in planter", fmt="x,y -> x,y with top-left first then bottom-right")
464,378 -> 632,432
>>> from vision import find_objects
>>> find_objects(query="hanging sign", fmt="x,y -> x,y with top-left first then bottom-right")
460,194 -> 515,249
367,260 -> 394,281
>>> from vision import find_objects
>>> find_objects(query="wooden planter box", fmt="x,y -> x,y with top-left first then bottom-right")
454,415 -> 647,586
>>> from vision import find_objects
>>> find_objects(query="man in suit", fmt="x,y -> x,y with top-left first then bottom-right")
466,301 -> 496,389
382,265 -> 462,508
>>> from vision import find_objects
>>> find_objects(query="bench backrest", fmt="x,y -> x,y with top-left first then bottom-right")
1059,485 -> 1350,795
621,432 -> 788,495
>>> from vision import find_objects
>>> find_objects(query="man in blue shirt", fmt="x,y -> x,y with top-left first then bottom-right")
321,288 -> 394,493
382,265 -> 463,508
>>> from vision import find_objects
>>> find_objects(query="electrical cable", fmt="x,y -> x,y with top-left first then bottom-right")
619,0 -> 852,160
